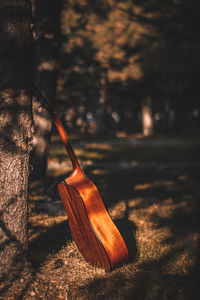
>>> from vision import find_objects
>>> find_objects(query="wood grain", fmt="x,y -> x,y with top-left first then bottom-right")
58,182 -> 111,270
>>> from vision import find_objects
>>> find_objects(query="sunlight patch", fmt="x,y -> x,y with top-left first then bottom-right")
91,169 -> 108,175
134,180 -> 174,190
128,197 -> 144,208
109,200 -> 127,219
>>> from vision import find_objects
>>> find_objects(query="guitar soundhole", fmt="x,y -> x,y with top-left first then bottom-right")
58,183 -> 111,270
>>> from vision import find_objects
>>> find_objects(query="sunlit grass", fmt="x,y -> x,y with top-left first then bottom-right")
49,140 -> 200,164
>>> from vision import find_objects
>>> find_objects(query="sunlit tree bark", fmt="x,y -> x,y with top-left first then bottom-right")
0,0 -> 33,296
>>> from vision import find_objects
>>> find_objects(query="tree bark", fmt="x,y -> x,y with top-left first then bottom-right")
0,0 -> 33,296
30,0 -> 62,180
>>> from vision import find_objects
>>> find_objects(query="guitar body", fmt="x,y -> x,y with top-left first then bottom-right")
58,171 -> 129,271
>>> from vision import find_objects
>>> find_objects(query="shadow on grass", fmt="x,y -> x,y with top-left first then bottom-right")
29,220 -> 71,269
69,265 -> 200,300
114,217 -> 137,262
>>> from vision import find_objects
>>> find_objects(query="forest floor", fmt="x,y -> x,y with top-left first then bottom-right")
5,135 -> 200,299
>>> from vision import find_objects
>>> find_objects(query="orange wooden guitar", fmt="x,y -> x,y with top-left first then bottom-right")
35,90 -> 129,271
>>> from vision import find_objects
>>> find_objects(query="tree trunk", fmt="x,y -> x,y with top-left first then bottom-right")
30,0 -> 62,180
173,102 -> 188,134
141,98 -> 154,137
0,0 -> 33,296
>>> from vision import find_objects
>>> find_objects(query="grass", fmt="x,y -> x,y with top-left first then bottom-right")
4,136 -> 200,299
49,138 -> 200,164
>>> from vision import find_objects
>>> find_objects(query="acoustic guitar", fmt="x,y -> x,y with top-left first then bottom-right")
34,90 -> 129,271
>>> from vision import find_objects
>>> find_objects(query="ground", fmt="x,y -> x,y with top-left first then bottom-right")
2,135 -> 200,299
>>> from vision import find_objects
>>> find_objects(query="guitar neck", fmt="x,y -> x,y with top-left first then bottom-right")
36,91 -> 84,175
51,110 -> 83,173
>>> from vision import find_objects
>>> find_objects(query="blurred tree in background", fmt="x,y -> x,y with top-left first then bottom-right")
31,0 -> 200,179
57,0 -> 200,136
30,0 -> 62,180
